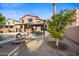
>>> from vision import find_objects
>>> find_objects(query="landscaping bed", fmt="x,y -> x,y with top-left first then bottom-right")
47,41 -> 69,51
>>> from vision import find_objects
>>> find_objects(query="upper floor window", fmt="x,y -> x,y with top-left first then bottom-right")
22,20 -> 24,23
28,18 -> 33,23
13,21 -> 14,24
8,22 -> 10,24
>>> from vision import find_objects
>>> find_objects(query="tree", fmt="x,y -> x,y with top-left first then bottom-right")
53,3 -> 56,15
0,13 -> 6,22
0,13 -> 6,26
47,9 -> 76,47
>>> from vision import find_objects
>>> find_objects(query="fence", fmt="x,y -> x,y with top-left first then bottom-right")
65,26 -> 79,44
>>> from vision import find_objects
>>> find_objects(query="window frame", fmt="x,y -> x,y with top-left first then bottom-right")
28,18 -> 33,23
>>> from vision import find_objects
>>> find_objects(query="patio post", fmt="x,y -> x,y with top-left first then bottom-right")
43,20 -> 46,41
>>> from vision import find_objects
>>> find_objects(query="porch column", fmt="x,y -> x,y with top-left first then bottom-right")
36,26 -> 37,32
26,25 -> 30,36
14,25 -> 16,33
32,26 -> 34,33
22,25 -> 24,32
3,26 -> 6,33
43,20 -> 46,41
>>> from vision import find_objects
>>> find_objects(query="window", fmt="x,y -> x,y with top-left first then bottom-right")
13,21 -> 14,24
20,25 -> 22,29
28,18 -> 33,23
8,22 -> 10,24
22,20 -> 24,23
10,26 -> 13,28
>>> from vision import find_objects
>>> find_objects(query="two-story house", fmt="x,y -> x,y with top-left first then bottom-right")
15,15 -> 45,33
0,18 -> 20,33
0,15 -> 46,33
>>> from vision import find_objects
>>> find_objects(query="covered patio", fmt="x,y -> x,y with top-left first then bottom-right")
15,23 -> 46,34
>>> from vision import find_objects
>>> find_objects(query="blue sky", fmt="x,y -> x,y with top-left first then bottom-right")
0,3 -> 79,20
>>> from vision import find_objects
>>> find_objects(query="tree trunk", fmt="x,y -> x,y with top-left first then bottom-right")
53,3 -> 56,15
56,39 -> 59,47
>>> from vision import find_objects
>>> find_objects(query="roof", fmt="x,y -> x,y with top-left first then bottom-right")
12,20 -> 20,22
37,19 -> 44,21
5,18 -> 20,22
19,14 -> 40,20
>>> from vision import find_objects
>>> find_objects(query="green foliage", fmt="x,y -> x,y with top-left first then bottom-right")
0,13 -> 6,27
47,9 -> 76,40
0,13 -> 6,22
0,22 -> 5,26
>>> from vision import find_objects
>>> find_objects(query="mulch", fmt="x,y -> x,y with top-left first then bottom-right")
47,41 -> 69,51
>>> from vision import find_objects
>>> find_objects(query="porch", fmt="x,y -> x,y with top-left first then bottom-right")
15,23 -> 46,34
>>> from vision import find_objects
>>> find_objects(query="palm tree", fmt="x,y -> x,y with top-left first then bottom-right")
53,3 -> 56,15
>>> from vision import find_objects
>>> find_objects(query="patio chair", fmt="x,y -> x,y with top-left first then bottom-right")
12,32 -> 26,45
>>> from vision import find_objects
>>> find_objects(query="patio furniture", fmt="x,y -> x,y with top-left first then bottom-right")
25,38 -> 33,43
12,39 -> 25,45
12,32 -> 26,45
0,46 -> 2,48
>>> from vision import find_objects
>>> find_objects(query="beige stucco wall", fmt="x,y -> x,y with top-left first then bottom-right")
0,20 -> 20,33
75,9 -> 79,26
6,20 -> 20,25
0,28 -> 15,33
20,16 -> 43,24
66,9 -> 79,28
36,19 -> 43,24
20,16 -> 37,24
65,26 -> 79,43
64,9 -> 79,43
6,20 -> 14,25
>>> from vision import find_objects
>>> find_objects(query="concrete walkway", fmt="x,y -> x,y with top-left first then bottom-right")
0,36 -> 79,56
24,37 -> 79,56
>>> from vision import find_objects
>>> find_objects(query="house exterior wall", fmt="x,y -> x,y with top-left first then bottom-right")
6,20 -> 15,26
36,19 -> 43,24
0,27 -> 16,33
6,20 -> 20,25
20,16 -> 36,24
65,9 -> 79,28
65,9 -> 79,43
0,15 -> 44,33
20,15 -> 44,32
0,20 -> 20,33
75,9 -> 79,26
20,16 -> 43,24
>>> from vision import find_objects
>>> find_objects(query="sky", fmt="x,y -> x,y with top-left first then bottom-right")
0,3 -> 79,20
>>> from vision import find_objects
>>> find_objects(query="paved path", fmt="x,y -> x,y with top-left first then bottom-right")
0,42 -> 18,56
0,36 -> 79,56
14,43 -> 28,56
25,37 -> 79,56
